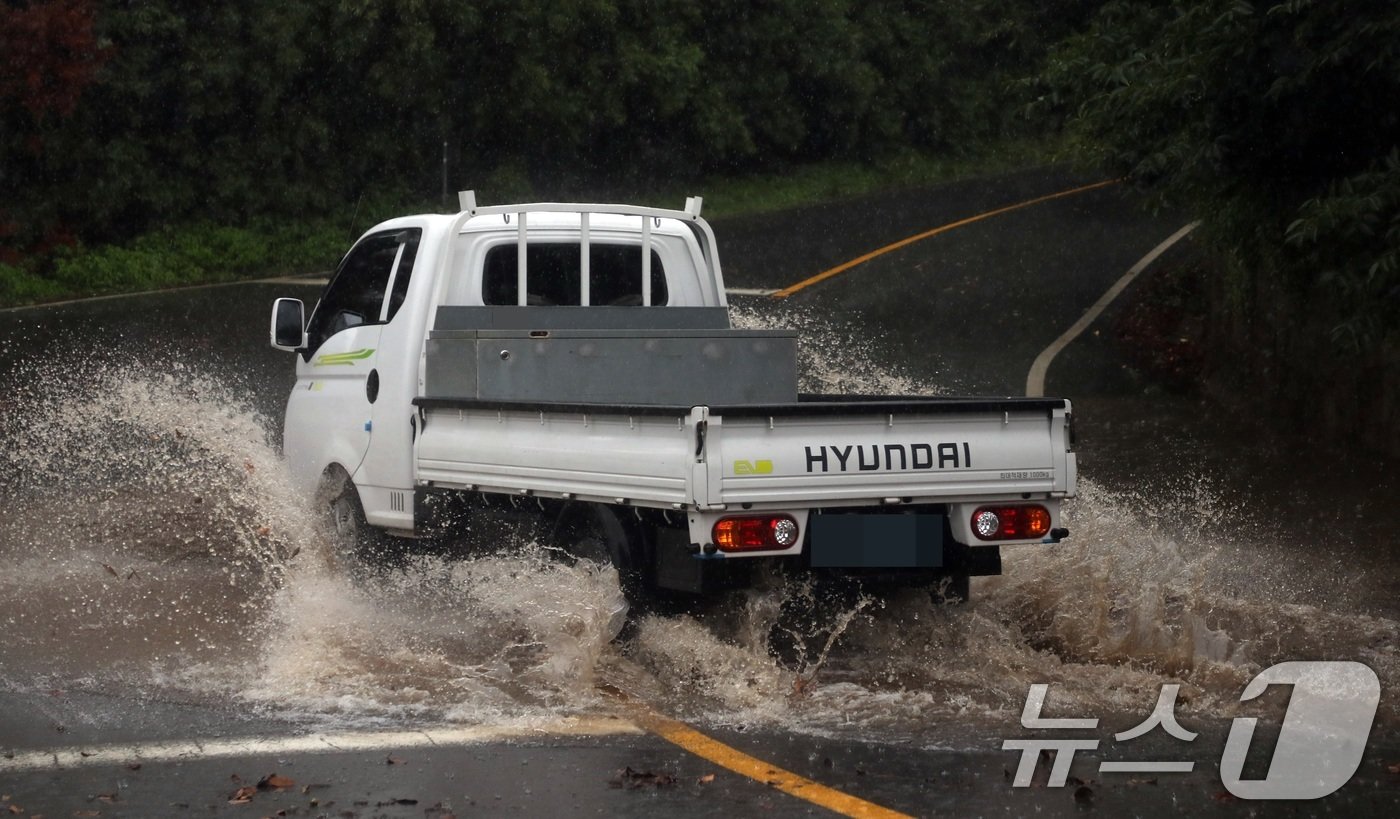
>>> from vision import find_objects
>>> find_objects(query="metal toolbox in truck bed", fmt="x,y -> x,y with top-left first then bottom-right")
424,327 -> 799,406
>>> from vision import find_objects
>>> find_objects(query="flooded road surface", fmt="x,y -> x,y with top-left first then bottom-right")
2,175 -> 1398,816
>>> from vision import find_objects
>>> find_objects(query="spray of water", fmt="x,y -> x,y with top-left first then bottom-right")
0,348 -> 631,727
0,307 -> 1394,742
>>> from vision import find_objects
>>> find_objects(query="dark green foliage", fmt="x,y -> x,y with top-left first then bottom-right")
0,218 -> 349,304
1286,149 -> 1400,350
1,0 -> 1084,290
1034,0 -> 1400,350
1033,0 -> 1400,453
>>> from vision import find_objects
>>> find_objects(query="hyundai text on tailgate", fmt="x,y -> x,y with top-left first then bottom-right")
269,192 -> 1077,607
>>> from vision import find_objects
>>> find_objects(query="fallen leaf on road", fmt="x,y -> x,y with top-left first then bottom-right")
256,774 -> 294,791
1212,790 -> 1238,803
92,795 -> 117,804
385,755 -> 405,765
101,563 -> 118,577
610,767 -> 677,789
255,526 -> 271,538
6,805 -> 21,814
697,774 -> 716,784
126,763 -> 141,771
228,786 -> 256,805
1387,762 -> 1400,774
1126,777 -> 1158,786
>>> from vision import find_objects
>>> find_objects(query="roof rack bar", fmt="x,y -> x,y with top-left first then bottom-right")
446,190 -> 722,310
457,192 -> 703,223
517,211 -> 527,306
580,212 -> 591,306
641,214 -> 652,307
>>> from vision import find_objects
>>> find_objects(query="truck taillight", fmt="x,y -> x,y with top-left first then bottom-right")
971,505 -> 1051,541
713,515 -> 800,552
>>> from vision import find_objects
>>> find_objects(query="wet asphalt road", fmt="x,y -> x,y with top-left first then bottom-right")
2,167 -> 1398,817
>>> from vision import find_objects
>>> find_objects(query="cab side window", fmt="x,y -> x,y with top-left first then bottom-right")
305,229 -> 420,354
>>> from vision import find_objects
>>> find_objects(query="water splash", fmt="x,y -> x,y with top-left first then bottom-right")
0,351 -> 630,727
729,301 -> 944,396
0,314 -> 1394,744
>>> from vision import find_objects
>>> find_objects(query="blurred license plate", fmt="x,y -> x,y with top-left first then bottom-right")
808,514 -> 944,568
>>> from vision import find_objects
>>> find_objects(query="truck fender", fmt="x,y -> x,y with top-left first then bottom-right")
314,463 -> 357,510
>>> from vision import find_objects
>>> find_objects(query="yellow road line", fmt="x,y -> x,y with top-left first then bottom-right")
637,710 -> 913,818
772,178 -> 1121,298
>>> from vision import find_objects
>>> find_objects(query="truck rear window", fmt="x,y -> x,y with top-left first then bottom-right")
482,243 -> 668,306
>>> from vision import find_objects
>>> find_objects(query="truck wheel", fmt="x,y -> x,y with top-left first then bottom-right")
318,472 -> 397,570
552,506 -> 650,632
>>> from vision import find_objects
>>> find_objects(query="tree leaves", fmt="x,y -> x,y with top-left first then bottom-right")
1039,0 -> 1400,352
2,0 -> 1081,255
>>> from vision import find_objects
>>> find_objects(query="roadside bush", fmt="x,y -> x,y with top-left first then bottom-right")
1032,0 -> 1400,453
1033,0 -> 1400,349
32,220 -> 348,303
52,242 -> 186,294
0,263 -> 66,305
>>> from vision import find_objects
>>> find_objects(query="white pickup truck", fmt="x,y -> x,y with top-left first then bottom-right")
269,192 -> 1076,603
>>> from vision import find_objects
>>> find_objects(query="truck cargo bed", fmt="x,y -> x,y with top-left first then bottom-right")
412,394 -> 1075,511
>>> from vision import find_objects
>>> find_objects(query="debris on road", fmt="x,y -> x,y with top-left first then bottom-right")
256,773 -> 295,791
610,767 -> 678,789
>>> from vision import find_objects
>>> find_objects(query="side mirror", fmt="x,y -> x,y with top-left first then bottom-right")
270,298 -> 306,351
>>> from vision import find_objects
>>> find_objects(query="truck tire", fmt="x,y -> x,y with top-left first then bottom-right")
551,505 -> 639,637
318,470 -> 397,570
